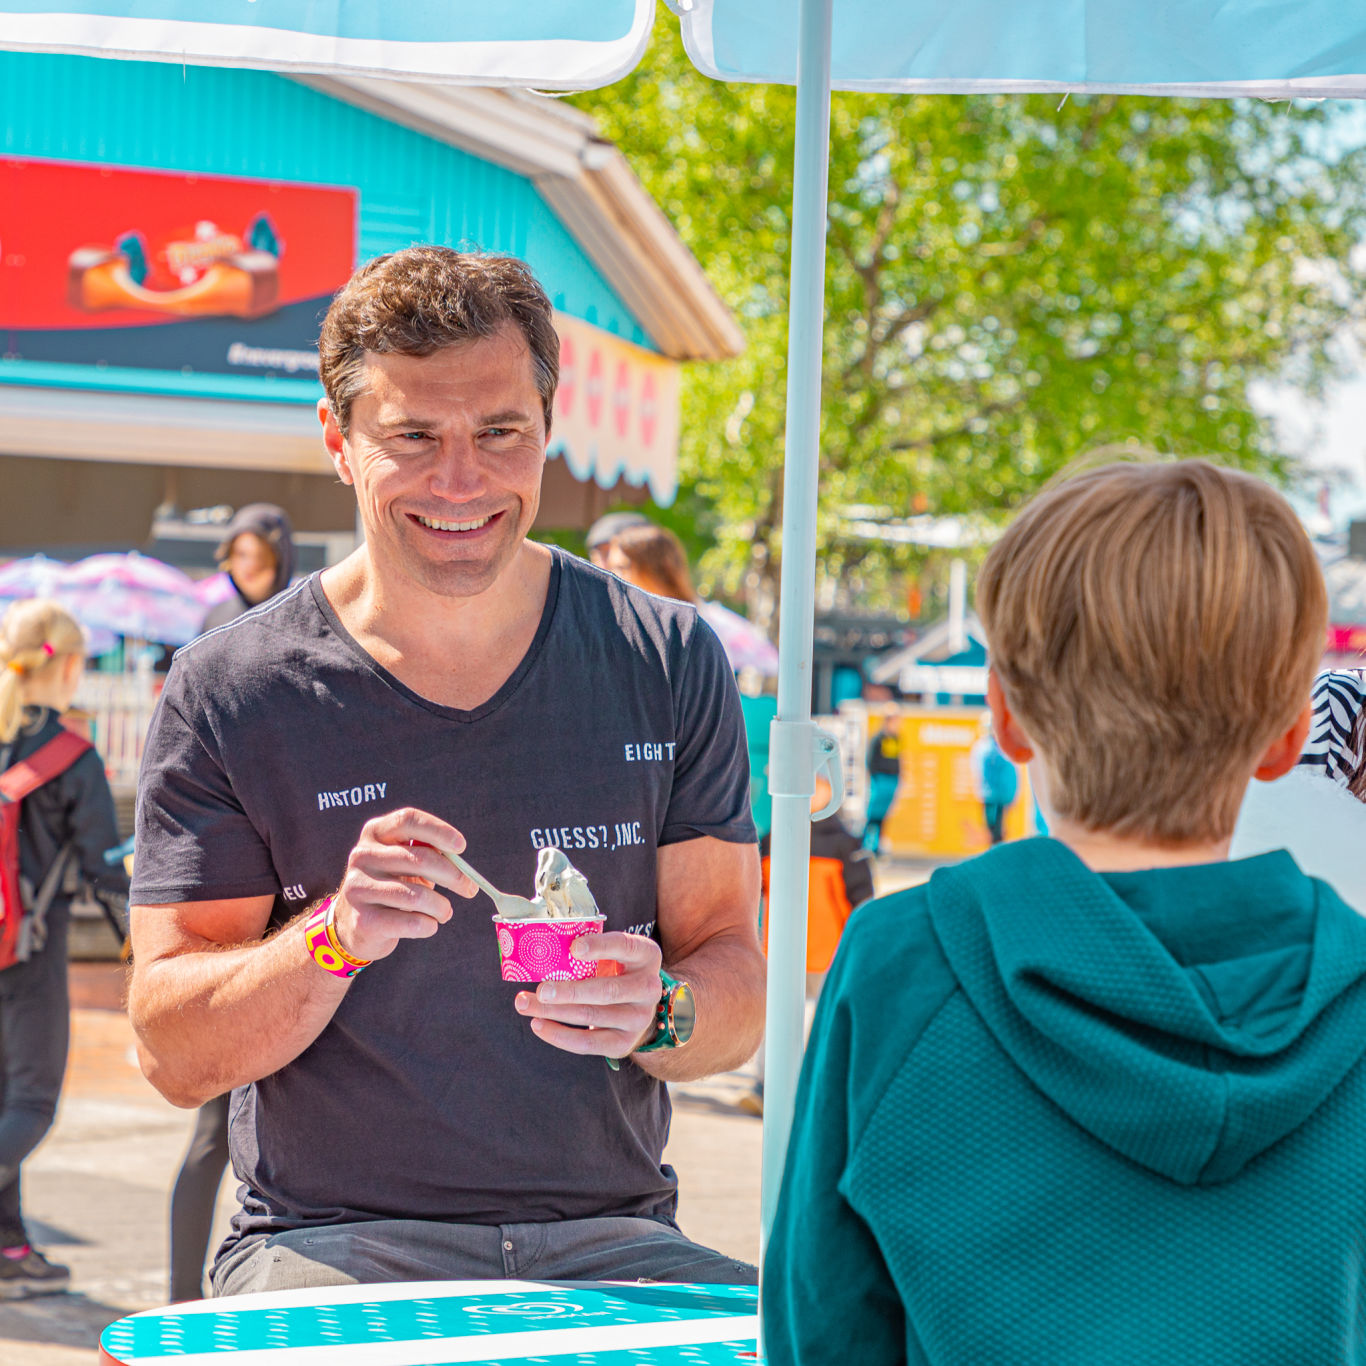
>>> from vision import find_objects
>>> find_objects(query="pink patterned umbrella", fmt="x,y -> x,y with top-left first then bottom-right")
0,555 -> 118,652
698,600 -> 779,676
192,571 -> 238,611
0,554 -> 66,606
55,552 -> 206,645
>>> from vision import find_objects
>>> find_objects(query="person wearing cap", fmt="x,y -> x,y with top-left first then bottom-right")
201,504 -> 296,632
584,510 -> 650,569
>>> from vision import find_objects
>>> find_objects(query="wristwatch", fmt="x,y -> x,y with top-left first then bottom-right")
634,970 -> 697,1053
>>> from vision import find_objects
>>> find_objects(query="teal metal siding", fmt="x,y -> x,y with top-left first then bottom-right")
0,51 -> 654,350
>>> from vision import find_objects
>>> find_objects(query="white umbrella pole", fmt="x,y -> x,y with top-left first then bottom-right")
758,0 -> 834,1325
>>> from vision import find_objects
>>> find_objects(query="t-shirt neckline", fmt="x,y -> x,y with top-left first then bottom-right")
307,549 -> 563,724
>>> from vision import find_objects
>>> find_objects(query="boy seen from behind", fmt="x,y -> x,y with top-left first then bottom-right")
764,459 -> 1366,1365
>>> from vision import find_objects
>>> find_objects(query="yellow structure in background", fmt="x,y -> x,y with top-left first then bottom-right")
879,707 -> 1033,858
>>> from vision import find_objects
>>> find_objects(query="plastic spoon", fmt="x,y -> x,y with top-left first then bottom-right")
442,848 -> 547,920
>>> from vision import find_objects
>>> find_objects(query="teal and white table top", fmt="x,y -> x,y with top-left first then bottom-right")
98,1280 -> 759,1365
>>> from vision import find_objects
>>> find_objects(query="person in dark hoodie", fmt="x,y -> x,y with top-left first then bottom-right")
764,457 -> 1365,1366
200,503 -> 296,633
169,501 -> 296,1300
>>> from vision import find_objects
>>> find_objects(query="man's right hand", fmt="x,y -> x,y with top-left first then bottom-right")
129,806 -> 480,1107
330,808 -> 479,963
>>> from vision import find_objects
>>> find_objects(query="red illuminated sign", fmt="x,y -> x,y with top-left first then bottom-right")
1,157 -> 357,387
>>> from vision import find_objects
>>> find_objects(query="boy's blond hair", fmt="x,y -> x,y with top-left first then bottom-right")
976,457 -> 1326,844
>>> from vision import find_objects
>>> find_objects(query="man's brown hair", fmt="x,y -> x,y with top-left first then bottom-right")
318,245 -> 559,436
976,456 -> 1326,844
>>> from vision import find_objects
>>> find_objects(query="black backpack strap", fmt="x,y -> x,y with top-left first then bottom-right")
15,843 -> 76,961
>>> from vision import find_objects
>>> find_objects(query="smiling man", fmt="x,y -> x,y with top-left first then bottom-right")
128,247 -> 765,1296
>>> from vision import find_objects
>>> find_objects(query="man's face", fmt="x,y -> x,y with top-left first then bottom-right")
227,532 -> 279,605
322,325 -> 547,599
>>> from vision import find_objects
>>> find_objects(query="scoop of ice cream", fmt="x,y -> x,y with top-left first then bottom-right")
496,892 -> 550,921
534,847 -> 602,920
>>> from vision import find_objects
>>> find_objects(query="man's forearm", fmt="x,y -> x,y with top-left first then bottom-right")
130,915 -> 348,1108
633,927 -> 766,1083
130,812 -> 473,1107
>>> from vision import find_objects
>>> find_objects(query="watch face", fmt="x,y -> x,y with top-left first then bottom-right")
669,982 -> 697,1045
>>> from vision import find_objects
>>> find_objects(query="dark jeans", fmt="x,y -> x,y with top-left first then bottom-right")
214,1215 -> 757,1296
862,773 -> 900,855
169,1094 -> 231,1300
984,802 -> 1006,845
0,934 -> 70,1247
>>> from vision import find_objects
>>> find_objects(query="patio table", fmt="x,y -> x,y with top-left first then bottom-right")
98,1279 -> 758,1365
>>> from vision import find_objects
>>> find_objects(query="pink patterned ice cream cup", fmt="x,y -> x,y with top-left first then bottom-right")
494,915 -> 610,983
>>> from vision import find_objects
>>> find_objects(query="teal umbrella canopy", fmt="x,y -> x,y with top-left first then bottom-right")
4,2 -> 1366,97
0,0 -> 654,85
9,0 -> 1366,1322
676,0 -> 1366,97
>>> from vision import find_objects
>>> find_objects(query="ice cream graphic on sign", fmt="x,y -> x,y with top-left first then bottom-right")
68,213 -> 282,318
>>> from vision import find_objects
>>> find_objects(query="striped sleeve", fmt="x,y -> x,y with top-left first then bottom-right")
1299,669 -> 1366,789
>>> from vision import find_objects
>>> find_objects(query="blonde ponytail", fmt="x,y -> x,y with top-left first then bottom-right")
0,599 -> 85,746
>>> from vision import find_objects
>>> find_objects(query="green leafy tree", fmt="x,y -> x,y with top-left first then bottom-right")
576,18 -> 1366,627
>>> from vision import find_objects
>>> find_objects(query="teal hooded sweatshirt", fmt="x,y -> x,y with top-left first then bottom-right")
764,838 -> 1366,1365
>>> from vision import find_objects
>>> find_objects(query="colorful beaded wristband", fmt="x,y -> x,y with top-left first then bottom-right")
303,896 -> 370,978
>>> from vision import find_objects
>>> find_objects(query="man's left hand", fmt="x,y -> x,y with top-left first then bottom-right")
514,932 -> 661,1060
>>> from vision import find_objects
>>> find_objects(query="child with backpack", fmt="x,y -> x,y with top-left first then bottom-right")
0,599 -> 128,1297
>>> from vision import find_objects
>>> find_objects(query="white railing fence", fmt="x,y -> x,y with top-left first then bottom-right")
74,666 -> 159,790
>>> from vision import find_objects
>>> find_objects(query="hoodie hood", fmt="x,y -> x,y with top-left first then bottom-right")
928,838 -> 1366,1186
216,503 -> 295,603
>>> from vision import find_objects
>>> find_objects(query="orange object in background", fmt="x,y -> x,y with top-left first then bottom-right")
759,855 -> 853,973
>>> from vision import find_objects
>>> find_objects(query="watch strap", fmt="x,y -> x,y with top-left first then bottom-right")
634,969 -> 686,1054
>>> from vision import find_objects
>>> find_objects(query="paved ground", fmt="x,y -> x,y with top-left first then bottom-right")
0,856 -> 941,1363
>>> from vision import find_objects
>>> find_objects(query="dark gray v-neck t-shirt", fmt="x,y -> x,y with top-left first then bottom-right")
133,550 -> 756,1251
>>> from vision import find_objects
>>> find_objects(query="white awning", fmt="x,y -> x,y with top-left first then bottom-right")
0,384 -> 327,473
551,312 -> 681,506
